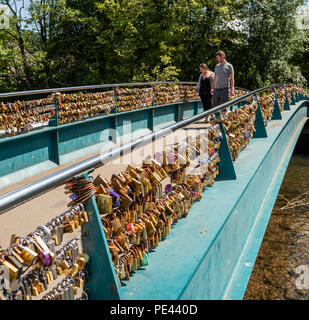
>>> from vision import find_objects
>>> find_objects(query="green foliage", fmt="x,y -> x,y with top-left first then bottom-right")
240,0 -> 308,89
0,0 -> 308,92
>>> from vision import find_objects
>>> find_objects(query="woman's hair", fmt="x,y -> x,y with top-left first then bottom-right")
200,63 -> 209,70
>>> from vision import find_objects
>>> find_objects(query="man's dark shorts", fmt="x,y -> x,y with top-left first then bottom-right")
213,88 -> 229,107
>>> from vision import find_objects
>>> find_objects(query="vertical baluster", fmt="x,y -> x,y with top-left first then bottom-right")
253,94 -> 268,138
215,111 -> 237,181
283,85 -> 291,111
81,172 -> 121,300
271,87 -> 282,120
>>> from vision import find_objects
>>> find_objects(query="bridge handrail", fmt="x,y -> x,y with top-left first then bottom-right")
0,81 -> 248,99
0,81 -> 250,139
0,83 -> 295,214
0,82 -> 197,99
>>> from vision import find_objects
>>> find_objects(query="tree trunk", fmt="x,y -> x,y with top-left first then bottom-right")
16,23 -> 32,89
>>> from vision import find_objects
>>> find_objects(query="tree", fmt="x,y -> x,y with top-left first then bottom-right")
0,0 -> 308,92
241,0 -> 307,89
0,0 -> 54,91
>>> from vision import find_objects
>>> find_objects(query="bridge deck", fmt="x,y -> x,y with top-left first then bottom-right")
117,101 -> 308,300
0,100 -> 307,300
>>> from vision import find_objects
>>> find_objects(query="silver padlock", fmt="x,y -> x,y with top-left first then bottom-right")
0,265 -> 10,291
36,225 -> 55,252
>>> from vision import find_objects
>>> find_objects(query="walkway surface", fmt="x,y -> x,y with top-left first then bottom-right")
0,117 -> 209,249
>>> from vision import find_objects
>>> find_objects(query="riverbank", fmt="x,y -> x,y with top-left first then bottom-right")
244,133 -> 309,300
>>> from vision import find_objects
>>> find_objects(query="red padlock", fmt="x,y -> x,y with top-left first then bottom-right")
126,223 -> 136,233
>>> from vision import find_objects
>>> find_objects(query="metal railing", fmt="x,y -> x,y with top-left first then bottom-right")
0,81 -> 248,134
0,81 -> 200,137
0,82 -> 197,98
0,83 -> 299,214
0,82 -> 248,99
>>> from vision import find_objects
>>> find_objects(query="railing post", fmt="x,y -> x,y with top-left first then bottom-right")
49,92 -> 60,165
148,107 -> 154,131
291,91 -> 296,105
194,101 -> 198,115
81,172 -> 121,300
151,85 -> 155,107
294,91 -> 298,102
49,91 -> 59,127
271,88 -> 282,120
283,87 -> 291,111
253,94 -> 267,138
113,88 -> 118,114
175,104 -> 181,122
147,85 -> 155,130
215,112 -> 237,181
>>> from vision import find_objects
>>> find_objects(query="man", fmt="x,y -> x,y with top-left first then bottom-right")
210,51 -> 235,107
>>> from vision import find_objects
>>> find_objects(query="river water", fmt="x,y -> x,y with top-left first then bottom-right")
244,125 -> 309,300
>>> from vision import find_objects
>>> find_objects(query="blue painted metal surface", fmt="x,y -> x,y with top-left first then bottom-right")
271,92 -> 282,120
0,83 -> 307,300
291,92 -> 296,105
224,102 -> 308,300
284,92 -> 291,110
0,129 -> 55,177
253,98 -> 268,138
77,95 -> 308,300
81,172 -> 121,300
215,116 -> 237,181
182,102 -> 196,119
153,103 -> 178,128
114,100 -> 308,300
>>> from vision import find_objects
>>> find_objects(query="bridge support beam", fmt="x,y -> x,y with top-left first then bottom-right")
81,171 -> 121,300
284,92 -> 291,111
291,92 -> 296,105
215,112 -> 237,181
271,94 -> 282,120
253,97 -> 268,138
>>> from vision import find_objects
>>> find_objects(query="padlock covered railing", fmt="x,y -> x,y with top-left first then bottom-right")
0,82 -> 308,300
0,82 -> 306,214
0,81 -> 248,137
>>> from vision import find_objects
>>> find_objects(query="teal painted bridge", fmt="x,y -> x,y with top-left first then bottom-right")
0,83 -> 308,300
111,97 -> 309,300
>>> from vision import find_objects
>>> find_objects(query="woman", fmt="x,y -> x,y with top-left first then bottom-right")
196,63 -> 215,113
